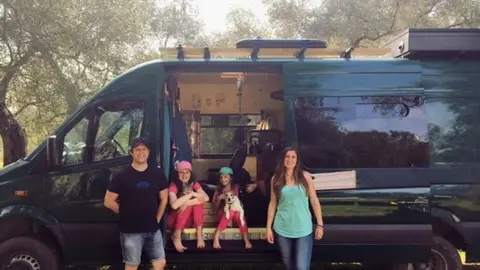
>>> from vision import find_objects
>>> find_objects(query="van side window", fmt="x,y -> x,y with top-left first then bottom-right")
428,97 -> 480,164
294,96 -> 428,169
62,118 -> 89,166
60,101 -> 145,166
93,102 -> 145,162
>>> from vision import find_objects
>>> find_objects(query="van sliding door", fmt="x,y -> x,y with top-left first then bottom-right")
282,60 -> 431,262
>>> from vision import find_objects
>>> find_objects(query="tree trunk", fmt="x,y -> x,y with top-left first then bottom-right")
0,102 -> 28,166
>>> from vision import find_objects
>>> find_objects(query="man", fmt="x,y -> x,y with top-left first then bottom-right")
104,137 -> 169,270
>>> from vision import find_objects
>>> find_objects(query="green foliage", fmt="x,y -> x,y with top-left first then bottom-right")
200,128 -> 237,154
263,0 -> 480,47
1,0 -> 480,165
151,0 -> 205,47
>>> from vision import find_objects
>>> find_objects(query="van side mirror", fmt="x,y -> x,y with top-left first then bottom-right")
46,135 -> 60,168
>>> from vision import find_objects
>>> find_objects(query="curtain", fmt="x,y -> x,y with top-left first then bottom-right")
190,111 -> 201,158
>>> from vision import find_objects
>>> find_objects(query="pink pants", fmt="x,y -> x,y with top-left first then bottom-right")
168,204 -> 204,230
216,210 -> 248,234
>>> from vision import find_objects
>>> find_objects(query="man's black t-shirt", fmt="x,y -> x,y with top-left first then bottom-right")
107,165 -> 168,233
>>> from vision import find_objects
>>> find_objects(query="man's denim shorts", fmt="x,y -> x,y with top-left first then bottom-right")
119,229 -> 165,266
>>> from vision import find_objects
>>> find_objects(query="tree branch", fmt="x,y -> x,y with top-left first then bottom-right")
39,113 -> 65,125
0,47 -> 36,101
100,63 -> 111,88
446,20 -> 468,28
414,0 -> 443,26
1,8 -> 14,65
35,41 -> 80,114
14,101 -> 39,116
163,35 -> 170,48
351,35 -> 366,47
350,0 -> 402,47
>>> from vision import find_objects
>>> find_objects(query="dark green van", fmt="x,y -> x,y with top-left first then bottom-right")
1,28 -> 480,270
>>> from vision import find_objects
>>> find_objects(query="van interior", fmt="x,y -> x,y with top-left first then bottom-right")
164,69 -> 286,247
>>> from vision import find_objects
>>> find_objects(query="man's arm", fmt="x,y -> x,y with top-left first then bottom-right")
104,191 -> 120,214
156,167 -> 170,222
157,188 -> 168,223
104,173 -> 121,214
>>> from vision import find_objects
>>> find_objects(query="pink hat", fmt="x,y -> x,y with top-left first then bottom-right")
175,161 -> 192,171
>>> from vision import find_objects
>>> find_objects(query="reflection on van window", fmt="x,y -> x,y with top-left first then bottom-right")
428,97 -> 480,164
355,103 -> 409,118
60,101 -> 145,166
294,96 -> 428,169
93,104 -> 144,162
62,118 -> 89,166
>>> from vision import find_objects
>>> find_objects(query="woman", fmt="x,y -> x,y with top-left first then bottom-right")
266,147 -> 324,270
168,161 -> 209,253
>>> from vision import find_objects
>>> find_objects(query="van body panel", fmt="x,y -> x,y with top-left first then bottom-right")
1,56 -> 480,265
423,61 -> 480,262
459,222 -> 480,262
37,67 -> 166,264
281,60 -> 431,261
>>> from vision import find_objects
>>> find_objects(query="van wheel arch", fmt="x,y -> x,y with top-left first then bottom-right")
432,217 -> 466,251
0,216 -> 65,264
0,236 -> 61,270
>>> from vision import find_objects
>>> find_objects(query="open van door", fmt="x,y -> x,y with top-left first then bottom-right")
157,74 -> 177,249
282,60 -> 432,264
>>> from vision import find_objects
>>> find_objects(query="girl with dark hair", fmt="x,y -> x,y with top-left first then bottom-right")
167,161 -> 209,253
266,147 -> 324,270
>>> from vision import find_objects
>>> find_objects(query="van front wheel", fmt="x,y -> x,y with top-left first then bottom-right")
0,236 -> 59,270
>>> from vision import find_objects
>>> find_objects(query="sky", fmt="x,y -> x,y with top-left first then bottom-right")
193,0 -> 268,34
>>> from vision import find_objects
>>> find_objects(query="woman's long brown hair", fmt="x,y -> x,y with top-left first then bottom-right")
272,147 -> 309,201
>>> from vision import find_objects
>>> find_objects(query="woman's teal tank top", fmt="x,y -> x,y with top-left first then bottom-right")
273,184 -> 313,238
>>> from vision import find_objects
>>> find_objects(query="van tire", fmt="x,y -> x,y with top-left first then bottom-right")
428,235 -> 462,270
405,235 -> 462,270
0,236 -> 59,270
365,235 -> 461,270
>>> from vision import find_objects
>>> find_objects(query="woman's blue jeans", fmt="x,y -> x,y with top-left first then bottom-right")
276,232 -> 313,270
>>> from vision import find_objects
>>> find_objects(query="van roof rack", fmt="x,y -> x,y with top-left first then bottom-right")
159,45 -> 391,60
384,28 -> 480,59
236,38 -> 328,49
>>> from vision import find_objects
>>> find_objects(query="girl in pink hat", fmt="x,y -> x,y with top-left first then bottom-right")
167,161 -> 209,253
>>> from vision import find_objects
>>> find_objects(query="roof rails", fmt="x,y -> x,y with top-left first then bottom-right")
160,43 -> 390,61
384,28 -> 480,59
236,38 -> 327,49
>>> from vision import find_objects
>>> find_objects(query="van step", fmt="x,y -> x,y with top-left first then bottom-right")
166,227 -> 267,241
